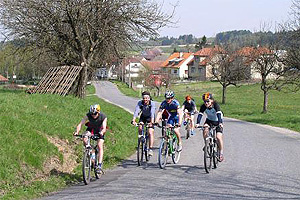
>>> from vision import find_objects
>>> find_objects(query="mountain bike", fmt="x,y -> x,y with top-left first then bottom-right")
75,133 -> 104,185
197,125 -> 220,173
183,111 -> 192,139
133,122 -> 151,166
156,122 -> 181,169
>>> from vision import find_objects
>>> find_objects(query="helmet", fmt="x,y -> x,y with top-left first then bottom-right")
90,104 -> 101,114
202,92 -> 213,101
142,91 -> 151,97
165,90 -> 175,99
185,95 -> 192,101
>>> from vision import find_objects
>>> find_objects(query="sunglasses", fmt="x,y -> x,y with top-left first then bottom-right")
204,100 -> 210,103
91,112 -> 98,115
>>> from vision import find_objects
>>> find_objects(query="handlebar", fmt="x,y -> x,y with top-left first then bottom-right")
73,134 -> 101,140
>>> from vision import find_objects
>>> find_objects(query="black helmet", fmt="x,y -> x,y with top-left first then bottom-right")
165,90 -> 175,98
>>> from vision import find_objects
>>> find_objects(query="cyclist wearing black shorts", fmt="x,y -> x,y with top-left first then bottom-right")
196,93 -> 224,162
74,104 -> 107,172
182,95 -> 197,135
132,91 -> 156,156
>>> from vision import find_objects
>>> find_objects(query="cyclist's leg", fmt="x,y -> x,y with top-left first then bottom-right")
169,117 -> 182,147
190,114 -> 195,133
97,135 -> 105,169
203,119 -> 211,141
138,117 -> 145,135
216,126 -> 224,161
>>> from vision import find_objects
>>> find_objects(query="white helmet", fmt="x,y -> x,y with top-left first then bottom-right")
165,91 -> 174,98
90,104 -> 100,114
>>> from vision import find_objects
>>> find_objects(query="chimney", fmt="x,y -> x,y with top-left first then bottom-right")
180,52 -> 183,58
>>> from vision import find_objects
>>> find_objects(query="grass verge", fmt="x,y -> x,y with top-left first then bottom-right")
0,85 -> 136,199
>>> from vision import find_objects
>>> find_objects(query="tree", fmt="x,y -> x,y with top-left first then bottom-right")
0,0 -> 174,98
208,45 -> 248,104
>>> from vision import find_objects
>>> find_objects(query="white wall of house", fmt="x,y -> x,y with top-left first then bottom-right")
178,55 -> 194,79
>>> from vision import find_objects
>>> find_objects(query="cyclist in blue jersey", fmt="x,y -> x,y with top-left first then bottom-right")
195,92 -> 224,162
155,90 -> 183,151
132,91 -> 156,156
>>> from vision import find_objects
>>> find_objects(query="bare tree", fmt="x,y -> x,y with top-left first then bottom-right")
208,45 -> 248,104
0,0 -> 174,98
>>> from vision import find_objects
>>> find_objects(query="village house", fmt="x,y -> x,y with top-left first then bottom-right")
188,46 -> 224,81
161,52 -> 194,79
0,74 -> 8,84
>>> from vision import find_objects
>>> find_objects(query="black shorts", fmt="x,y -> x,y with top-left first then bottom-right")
204,119 -> 223,133
139,116 -> 151,124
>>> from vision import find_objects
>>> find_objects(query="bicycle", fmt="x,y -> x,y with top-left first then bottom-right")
133,122 -> 151,166
183,111 -> 193,139
197,125 -> 220,173
74,133 -> 104,185
156,121 -> 181,169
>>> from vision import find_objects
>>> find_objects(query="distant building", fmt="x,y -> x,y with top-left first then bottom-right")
0,74 -> 8,84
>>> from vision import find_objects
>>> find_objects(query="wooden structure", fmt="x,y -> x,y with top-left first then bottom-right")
32,66 -> 82,96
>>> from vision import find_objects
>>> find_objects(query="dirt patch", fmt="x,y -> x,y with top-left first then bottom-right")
43,136 -> 78,175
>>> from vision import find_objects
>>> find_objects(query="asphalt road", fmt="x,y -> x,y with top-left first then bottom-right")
41,81 -> 300,200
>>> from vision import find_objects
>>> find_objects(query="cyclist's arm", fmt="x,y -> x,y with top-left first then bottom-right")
150,101 -> 156,124
75,116 -> 88,135
177,106 -> 183,125
196,104 -> 206,124
214,103 -> 223,124
132,102 -> 141,123
100,117 -> 107,136
155,109 -> 164,124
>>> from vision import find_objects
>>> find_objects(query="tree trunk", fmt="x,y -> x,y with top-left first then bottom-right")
222,85 -> 226,104
76,65 -> 88,98
263,90 -> 268,113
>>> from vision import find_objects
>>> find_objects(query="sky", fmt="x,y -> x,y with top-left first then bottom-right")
157,0 -> 293,38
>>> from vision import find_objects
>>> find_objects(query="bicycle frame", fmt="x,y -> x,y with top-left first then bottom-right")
135,122 -> 150,166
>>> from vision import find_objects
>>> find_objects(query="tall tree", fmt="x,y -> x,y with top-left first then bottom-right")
0,0 -> 174,98
208,45 -> 248,104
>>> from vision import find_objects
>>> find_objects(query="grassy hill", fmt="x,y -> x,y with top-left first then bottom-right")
0,86 -> 137,199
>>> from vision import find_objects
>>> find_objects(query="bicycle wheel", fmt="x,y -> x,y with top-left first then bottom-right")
204,138 -> 213,173
137,138 -> 144,166
186,121 -> 190,139
82,150 -> 92,185
158,138 -> 168,169
171,136 -> 181,164
145,135 -> 150,162
213,141 -> 219,169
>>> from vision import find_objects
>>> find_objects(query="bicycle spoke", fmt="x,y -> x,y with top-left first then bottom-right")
158,139 -> 168,169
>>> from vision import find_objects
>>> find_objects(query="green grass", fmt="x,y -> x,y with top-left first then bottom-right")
0,86 -> 137,199
112,81 -> 300,133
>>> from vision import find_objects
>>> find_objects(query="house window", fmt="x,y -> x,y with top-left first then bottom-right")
173,69 -> 178,74
191,67 -> 195,73
198,68 -> 202,73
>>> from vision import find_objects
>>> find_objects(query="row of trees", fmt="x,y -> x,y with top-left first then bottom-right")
0,0 -> 175,97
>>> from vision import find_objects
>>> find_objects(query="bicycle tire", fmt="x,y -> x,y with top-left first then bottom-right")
171,136 -> 181,164
204,138 -> 212,173
137,138 -> 144,166
213,141 -> 219,169
145,134 -> 150,162
94,151 -> 102,179
158,138 -> 168,169
186,120 -> 190,139
82,150 -> 92,185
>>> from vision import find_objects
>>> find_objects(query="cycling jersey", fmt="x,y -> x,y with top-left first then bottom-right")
86,112 -> 107,135
133,100 -> 156,119
183,100 -> 196,113
159,99 -> 180,125
197,102 -> 223,123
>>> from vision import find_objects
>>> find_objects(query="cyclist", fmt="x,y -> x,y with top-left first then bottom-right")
182,95 -> 197,135
131,91 -> 156,156
74,104 -> 107,173
195,92 -> 224,162
155,90 -> 183,151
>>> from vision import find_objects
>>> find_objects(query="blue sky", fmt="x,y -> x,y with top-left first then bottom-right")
157,0 -> 293,38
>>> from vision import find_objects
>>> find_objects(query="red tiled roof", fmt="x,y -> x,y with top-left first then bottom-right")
141,61 -> 163,71
236,47 -> 271,57
194,46 -> 225,57
161,52 -> 193,69
0,74 -> 8,82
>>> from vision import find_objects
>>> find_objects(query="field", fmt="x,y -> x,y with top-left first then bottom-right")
113,80 -> 300,133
